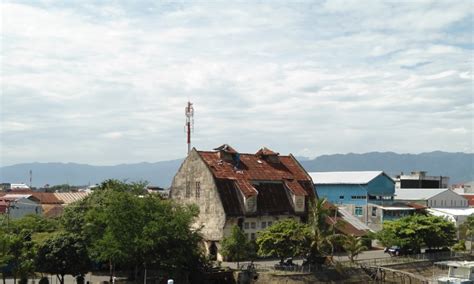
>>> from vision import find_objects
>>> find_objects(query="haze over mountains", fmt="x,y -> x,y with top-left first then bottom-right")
1,151 -> 472,188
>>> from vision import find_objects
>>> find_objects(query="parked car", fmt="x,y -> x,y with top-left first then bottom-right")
274,258 -> 296,270
384,246 -> 420,256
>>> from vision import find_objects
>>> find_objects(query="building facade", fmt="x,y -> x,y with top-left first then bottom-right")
310,171 -> 418,231
395,188 -> 469,208
395,171 -> 449,189
170,145 -> 315,261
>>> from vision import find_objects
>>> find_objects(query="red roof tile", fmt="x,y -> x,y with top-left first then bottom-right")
198,150 -> 312,198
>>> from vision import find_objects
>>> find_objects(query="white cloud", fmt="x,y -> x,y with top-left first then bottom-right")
0,0 -> 472,165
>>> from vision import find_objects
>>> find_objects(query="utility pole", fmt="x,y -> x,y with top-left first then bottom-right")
185,101 -> 194,154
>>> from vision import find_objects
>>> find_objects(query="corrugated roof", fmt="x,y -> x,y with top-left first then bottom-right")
0,191 -> 62,204
395,188 -> 450,200
309,171 -> 385,185
54,192 -> 90,204
199,150 -> 312,197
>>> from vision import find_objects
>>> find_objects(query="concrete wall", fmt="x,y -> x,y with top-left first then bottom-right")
428,190 -> 469,208
170,149 -> 227,241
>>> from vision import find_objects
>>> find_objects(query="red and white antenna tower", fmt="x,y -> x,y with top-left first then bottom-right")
185,101 -> 194,154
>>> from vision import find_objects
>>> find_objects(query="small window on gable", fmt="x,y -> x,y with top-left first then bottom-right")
185,181 -> 191,198
195,181 -> 201,198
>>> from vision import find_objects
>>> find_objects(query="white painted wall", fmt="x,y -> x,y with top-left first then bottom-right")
427,190 -> 468,208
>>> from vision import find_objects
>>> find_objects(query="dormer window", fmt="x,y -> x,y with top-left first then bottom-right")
214,144 -> 238,162
255,147 -> 280,163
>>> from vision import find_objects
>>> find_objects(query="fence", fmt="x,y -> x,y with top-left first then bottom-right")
339,251 -> 468,268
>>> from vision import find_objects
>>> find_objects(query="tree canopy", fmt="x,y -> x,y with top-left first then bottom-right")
375,214 -> 456,252
256,218 -> 309,263
221,225 -> 252,266
35,233 -> 90,284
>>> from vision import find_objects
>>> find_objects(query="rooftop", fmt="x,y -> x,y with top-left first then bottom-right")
309,171 -> 386,185
394,188 -> 450,200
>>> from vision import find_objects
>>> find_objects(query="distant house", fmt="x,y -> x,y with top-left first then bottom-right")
395,188 -> 468,208
452,181 -> 474,195
310,171 -> 418,231
170,145 -> 316,261
0,194 -> 42,219
428,208 -> 474,228
0,191 -> 90,218
394,171 -> 449,189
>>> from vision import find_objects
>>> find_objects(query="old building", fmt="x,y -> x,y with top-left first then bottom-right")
170,144 -> 315,261
394,171 -> 449,189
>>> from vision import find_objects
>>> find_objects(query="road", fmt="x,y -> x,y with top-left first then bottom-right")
222,248 -> 390,269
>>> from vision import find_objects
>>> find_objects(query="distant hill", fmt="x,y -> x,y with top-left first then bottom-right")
1,151 -> 472,188
299,151 -> 473,184
0,160 -> 183,188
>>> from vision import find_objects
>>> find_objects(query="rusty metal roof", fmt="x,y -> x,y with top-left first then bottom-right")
0,191 -> 63,204
198,146 -> 314,217
198,149 -> 312,197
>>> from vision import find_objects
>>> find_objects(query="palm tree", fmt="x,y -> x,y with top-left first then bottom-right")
306,198 -> 342,265
342,234 -> 367,263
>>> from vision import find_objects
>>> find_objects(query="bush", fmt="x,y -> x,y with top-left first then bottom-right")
39,277 -> 49,284
452,240 -> 466,252
19,278 -> 28,284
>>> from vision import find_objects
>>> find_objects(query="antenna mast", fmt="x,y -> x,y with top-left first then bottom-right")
185,101 -> 194,154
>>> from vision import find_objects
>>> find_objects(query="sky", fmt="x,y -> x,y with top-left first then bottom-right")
1,0 -> 473,166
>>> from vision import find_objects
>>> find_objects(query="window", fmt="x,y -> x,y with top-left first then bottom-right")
195,181 -> 201,198
268,221 -> 273,227
246,233 -> 249,240
244,222 -> 249,229
371,207 -> 377,217
250,233 -> 256,240
261,221 -> 267,229
351,196 -> 366,200
434,200 -> 436,206
251,222 -> 256,229
185,181 -> 191,198
355,207 -> 363,216
339,195 -> 344,199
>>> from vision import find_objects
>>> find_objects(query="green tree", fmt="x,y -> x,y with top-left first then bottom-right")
256,218 -> 309,263
459,215 -> 474,253
64,179 -> 205,282
376,214 -> 456,252
221,225 -> 251,267
342,234 -> 367,263
306,198 -> 342,265
35,233 -> 90,284
0,215 -> 58,283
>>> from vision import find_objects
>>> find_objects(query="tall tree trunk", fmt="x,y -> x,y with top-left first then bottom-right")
109,260 -> 113,283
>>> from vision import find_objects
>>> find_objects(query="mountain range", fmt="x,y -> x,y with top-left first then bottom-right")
1,151 -> 472,188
